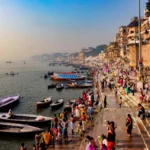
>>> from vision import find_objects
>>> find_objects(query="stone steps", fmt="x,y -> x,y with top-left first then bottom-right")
119,94 -> 150,149
129,110 -> 150,150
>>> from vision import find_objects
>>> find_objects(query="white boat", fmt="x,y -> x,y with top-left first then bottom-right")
36,97 -> 52,108
56,84 -> 64,90
69,99 -> 76,104
0,113 -> 52,125
0,95 -> 20,111
64,99 -> 76,111
0,122 -> 44,134
50,99 -> 64,109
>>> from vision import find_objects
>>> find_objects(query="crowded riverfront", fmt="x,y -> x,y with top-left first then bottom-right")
1,59 -> 150,150
1,0 -> 150,150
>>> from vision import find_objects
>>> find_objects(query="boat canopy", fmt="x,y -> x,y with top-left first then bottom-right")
55,74 -> 78,79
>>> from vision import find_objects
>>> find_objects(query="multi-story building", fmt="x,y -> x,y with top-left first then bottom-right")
126,17 -> 140,67
104,42 -> 120,63
99,52 -> 105,64
118,26 -> 128,57
78,52 -> 85,61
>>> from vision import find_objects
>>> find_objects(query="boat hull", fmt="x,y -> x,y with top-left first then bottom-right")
36,97 -> 52,108
51,77 -> 85,80
51,99 -> 64,109
0,95 -> 20,112
0,113 -> 52,126
36,101 -> 52,108
66,84 -> 93,88
0,122 -> 44,135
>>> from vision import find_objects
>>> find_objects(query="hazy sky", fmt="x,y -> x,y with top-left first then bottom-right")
0,0 -> 147,60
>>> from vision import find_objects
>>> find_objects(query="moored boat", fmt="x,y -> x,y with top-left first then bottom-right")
64,99 -> 76,111
44,74 -> 48,79
69,99 -> 76,104
66,82 -> 93,88
51,72 -> 85,80
36,97 -> 52,108
56,84 -> 64,90
48,71 -> 53,75
10,71 -> 15,76
0,122 -> 44,134
0,113 -> 52,125
0,95 -> 20,112
47,84 -> 57,89
50,99 -> 64,109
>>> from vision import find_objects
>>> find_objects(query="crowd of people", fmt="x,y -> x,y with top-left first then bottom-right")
20,88 -> 102,150
20,59 -> 149,150
84,60 -> 148,150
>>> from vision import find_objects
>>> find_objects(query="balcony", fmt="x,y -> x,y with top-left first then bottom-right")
127,33 -> 138,38
128,40 -> 139,45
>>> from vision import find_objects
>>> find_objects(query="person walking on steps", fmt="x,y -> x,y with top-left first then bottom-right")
104,95 -> 107,108
126,114 -> 133,137
119,97 -> 122,108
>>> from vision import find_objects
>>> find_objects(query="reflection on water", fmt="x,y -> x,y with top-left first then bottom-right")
0,61 -> 83,150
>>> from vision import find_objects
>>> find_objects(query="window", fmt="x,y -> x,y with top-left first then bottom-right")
130,31 -> 134,34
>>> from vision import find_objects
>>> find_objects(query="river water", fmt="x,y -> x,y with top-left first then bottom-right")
0,60 -> 83,150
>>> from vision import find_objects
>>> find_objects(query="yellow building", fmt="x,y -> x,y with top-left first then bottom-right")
99,53 -> 105,63
78,52 -> 85,61
118,26 -> 128,57
127,17 -> 140,67
104,42 -> 120,63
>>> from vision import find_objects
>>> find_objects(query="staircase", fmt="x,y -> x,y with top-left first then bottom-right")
119,92 -> 150,150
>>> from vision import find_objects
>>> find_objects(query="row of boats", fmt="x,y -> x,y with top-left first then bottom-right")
36,96 -> 76,111
6,71 -> 19,76
48,80 -> 93,90
0,96 -> 77,135
0,113 -> 52,135
36,97 -> 64,109
0,95 -> 52,134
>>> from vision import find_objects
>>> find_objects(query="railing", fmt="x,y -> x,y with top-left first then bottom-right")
128,40 -> 139,45
127,33 -> 138,38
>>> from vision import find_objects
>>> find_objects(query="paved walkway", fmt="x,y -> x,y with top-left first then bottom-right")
77,89 -> 146,150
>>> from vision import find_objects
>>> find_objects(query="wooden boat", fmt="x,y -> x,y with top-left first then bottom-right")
51,72 -> 85,80
56,84 -> 64,90
10,71 -> 15,76
69,99 -> 76,104
0,113 -> 52,125
0,122 -> 44,134
6,61 -> 12,63
36,97 -> 52,108
66,83 -> 93,88
64,99 -> 76,111
50,99 -> 64,109
0,95 -> 20,112
47,84 -> 57,89
48,71 -> 53,75
44,74 -> 48,79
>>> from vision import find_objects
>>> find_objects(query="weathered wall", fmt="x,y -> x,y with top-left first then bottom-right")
142,44 -> 150,66
128,44 -> 138,67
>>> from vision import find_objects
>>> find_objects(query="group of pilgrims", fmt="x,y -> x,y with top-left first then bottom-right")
20,63 -> 149,150
20,88 -> 102,150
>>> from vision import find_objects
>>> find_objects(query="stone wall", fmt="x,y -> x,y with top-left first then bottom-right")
128,44 -> 139,67
142,43 -> 150,66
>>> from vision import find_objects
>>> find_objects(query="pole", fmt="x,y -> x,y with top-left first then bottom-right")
138,0 -> 141,76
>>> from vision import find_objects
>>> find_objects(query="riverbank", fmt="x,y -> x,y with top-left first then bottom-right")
70,59 -> 149,149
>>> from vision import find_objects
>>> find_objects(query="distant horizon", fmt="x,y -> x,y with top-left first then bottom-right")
0,0 -> 147,61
